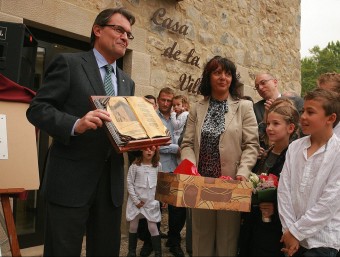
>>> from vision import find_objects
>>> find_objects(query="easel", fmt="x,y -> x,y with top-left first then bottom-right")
0,188 -> 24,257
0,79 -> 40,257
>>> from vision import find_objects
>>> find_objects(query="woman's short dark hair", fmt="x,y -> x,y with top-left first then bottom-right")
198,56 -> 241,99
90,7 -> 135,47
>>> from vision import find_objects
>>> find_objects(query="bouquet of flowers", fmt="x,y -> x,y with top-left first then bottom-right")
249,172 -> 278,205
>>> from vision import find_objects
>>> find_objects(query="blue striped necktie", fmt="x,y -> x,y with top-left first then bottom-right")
104,64 -> 115,96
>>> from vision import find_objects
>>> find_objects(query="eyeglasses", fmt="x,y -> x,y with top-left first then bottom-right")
102,24 -> 134,40
253,79 -> 274,90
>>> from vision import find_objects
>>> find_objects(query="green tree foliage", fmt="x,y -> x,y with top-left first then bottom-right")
301,41 -> 340,96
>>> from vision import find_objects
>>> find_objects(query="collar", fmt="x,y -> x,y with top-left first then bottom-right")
93,48 -> 117,74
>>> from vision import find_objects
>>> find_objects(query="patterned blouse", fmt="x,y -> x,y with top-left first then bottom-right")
198,98 -> 228,178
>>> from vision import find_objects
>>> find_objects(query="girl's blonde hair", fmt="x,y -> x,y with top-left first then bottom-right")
133,149 -> 160,167
173,95 -> 190,111
266,97 -> 300,138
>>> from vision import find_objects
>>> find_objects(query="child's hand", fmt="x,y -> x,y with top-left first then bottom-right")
177,148 -> 181,158
141,145 -> 158,152
258,147 -> 265,159
280,230 -> 299,256
259,202 -> 274,218
136,201 -> 145,208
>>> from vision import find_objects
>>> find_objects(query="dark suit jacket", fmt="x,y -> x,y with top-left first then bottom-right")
253,99 -> 265,124
26,50 -> 135,207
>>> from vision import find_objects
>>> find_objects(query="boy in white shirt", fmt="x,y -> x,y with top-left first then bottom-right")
278,88 -> 340,257
317,72 -> 340,137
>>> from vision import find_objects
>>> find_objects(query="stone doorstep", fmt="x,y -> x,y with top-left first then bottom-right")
20,245 -> 43,257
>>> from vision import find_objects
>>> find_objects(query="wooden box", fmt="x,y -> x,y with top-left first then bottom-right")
156,172 -> 252,212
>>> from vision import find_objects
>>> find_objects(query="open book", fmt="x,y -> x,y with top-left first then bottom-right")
90,96 -> 171,153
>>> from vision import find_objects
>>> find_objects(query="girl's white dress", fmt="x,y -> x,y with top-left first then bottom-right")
126,163 -> 162,222
170,111 -> 189,144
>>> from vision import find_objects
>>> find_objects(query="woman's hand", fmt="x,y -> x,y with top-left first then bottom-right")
236,175 -> 247,181
136,201 -> 145,208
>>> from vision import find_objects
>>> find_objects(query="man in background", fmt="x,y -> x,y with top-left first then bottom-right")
145,94 -> 158,110
157,87 -> 186,257
253,73 -> 281,124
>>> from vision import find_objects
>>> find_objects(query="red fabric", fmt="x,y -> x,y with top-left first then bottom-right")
0,73 -> 36,103
174,159 -> 200,176
0,74 -> 36,200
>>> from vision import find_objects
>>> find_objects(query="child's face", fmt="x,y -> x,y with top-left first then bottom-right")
172,99 -> 184,114
146,98 -> 157,110
142,149 -> 155,163
266,112 -> 294,143
300,99 -> 333,135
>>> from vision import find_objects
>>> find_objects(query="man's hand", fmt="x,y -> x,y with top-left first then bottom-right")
75,109 -> 111,134
280,230 -> 299,256
264,98 -> 275,112
136,201 -> 145,209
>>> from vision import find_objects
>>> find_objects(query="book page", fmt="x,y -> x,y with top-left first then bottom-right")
126,96 -> 168,138
106,97 -> 148,140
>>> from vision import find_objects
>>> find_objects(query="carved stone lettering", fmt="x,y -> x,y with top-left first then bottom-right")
179,73 -> 201,94
162,42 -> 201,68
151,8 -> 166,26
185,49 -> 200,68
152,8 -> 189,36
161,42 -> 181,60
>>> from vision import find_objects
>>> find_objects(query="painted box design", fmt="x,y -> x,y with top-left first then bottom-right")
155,172 -> 252,212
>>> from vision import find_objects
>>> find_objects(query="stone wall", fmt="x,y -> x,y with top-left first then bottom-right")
0,0 -> 301,102
0,0 -> 301,250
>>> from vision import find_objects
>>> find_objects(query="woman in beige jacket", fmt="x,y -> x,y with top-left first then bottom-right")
181,56 -> 259,256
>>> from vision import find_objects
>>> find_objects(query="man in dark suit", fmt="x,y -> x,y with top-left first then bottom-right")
253,73 -> 281,149
26,8 -> 135,256
253,73 -> 281,124
253,73 -> 304,149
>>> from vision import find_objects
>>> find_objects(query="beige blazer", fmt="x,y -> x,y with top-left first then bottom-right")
181,95 -> 259,178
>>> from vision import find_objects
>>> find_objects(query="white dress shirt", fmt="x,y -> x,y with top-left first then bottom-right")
333,122 -> 340,138
93,48 -> 118,95
278,134 -> 340,250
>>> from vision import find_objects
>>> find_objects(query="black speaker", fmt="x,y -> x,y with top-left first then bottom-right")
0,21 -> 37,90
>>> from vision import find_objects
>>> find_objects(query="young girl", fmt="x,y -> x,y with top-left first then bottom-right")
126,148 -> 162,257
170,95 -> 190,144
238,98 -> 300,257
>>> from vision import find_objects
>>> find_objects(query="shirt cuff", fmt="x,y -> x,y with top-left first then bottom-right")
71,119 -> 80,136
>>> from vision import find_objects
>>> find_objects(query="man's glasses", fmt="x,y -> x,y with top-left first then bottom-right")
253,79 -> 274,90
102,24 -> 134,40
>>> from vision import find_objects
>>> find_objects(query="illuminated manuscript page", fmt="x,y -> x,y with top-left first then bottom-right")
126,96 -> 168,138
106,97 -> 147,140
